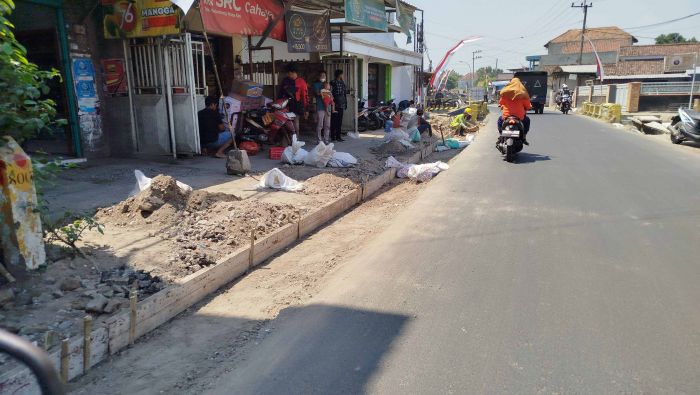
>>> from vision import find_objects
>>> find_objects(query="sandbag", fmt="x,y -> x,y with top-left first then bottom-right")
409,127 -> 421,143
133,170 -> 192,196
327,152 -> 358,168
258,168 -> 304,192
304,142 -> 336,168
386,128 -> 409,142
282,135 -> 308,164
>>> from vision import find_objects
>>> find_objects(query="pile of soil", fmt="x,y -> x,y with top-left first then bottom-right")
303,173 -> 358,197
370,140 -> 410,156
428,113 -> 456,137
97,175 -> 301,279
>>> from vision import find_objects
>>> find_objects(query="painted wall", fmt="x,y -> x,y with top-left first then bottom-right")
391,65 -> 415,102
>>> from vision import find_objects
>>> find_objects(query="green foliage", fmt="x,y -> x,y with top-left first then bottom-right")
445,72 -> 461,90
46,213 -> 104,252
475,66 -> 503,89
655,33 -> 698,44
0,0 -> 64,144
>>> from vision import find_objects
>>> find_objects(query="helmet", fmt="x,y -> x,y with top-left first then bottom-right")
562,84 -> 569,89
464,108 -> 472,115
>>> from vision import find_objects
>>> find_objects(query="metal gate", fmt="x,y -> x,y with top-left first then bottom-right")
124,33 -> 207,157
324,57 -> 357,133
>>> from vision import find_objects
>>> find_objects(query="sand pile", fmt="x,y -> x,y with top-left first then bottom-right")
370,140 -> 410,156
303,173 -> 358,197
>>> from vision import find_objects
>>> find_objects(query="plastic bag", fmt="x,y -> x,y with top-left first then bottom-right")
384,120 -> 393,133
327,152 -> 358,168
406,161 -> 449,182
385,156 -> 405,169
347,131 -> 361,139
282,135 -> 307,164
435,145 -> 450,152
400,108 -> 419,129
132,170 -> 192,196
386,128 -> 409,142
399,139 -> 414,149
258,168 -> 304,192
445,138 -> 461,149
409,127 -> 421,143
304,142 -> 335,168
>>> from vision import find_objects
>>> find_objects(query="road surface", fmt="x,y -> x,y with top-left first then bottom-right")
206,110 -> 700,394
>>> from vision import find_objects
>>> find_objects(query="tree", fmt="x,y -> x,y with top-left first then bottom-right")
445,72 -> 461,90
475,66 -> 503,89
655,33 -> 698,44
0,0 -> 63,145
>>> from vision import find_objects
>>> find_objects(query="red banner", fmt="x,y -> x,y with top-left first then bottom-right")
200,0 -> 286,41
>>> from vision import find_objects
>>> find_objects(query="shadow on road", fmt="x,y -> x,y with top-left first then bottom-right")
516,152 -> 552,164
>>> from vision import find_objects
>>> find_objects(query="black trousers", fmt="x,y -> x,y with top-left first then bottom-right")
331,108 -> 344,140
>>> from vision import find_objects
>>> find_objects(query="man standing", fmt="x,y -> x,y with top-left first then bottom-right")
198,96 -> 232,158
312,71 -> 331,144
330,69 -> 347,142
279,63 -> 308,134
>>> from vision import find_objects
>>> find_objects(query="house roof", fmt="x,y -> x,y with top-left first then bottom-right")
546,26 -> 637,47
619,43 -> 700,57
607,43 -> 700,76
603,73 -> 688,80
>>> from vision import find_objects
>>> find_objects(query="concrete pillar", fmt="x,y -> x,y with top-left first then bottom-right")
587,86 -> 593,103
627,82 -> 641,113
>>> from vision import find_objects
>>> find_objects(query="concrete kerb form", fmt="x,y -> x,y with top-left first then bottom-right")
0,140 -> 443,393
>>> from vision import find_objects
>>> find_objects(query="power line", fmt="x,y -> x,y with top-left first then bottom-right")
623,11 -> 700,31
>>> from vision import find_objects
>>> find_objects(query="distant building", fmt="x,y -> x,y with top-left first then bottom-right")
605,43 -> 700,82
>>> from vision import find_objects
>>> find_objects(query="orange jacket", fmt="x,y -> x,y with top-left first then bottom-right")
499,95 -> 532,120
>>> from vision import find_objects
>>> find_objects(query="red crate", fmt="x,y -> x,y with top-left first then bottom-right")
269,146 -> 285,160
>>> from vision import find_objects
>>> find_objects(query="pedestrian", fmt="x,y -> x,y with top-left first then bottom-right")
198,96 -> 233,158
279,63 -> 308,135
416,109 -> 432,137
330,69 -> 347,142
312,71 -> 332,144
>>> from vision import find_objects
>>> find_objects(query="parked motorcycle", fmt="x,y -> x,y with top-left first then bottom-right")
668,107 -> 700,144
560,93 -> 572,114
497,116 -> 526,162
357,98 -> 369,132
241,98 -> 296,146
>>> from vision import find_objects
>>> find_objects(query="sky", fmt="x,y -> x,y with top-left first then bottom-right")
399,0 -> 700,74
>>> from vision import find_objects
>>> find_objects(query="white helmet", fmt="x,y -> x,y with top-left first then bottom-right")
562,84 -> 569,89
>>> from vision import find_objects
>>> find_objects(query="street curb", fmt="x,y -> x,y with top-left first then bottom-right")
0,139 -> 440,392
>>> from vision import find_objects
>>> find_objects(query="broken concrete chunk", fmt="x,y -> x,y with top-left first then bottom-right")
85,294 -> 109,314
226,149 -> 251,175
59,277 -> 81,291
0,288 -> 15,306
103,298 -> 128,314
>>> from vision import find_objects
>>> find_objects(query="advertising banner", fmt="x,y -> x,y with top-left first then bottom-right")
200,0 -> 286,41
101,59 -> 128,95
395,0 -> 414,41
344,0 -> 387,32
285,8 -> 330,53
72,58 -> 99,114
102,0 -> 181,39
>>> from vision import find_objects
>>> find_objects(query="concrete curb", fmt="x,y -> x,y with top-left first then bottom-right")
0,139 -> 441,392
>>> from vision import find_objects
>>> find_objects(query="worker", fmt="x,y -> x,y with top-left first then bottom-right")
450,107 -> 478,136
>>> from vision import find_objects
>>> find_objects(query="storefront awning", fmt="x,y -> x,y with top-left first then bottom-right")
331,35 -> 422,66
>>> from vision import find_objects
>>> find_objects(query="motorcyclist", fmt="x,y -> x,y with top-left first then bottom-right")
556,84 -> 571,106
498,77 -> 531,145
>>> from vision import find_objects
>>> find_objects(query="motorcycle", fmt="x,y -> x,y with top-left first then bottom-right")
497,116 -> 525,163
241,98 -> 296,146
668,107 -> 700,145
357,98 -> 369,132
560,93 -> 572,114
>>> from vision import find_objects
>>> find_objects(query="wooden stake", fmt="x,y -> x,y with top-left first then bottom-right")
129,290 -> 137,346
83,315 -> 92,374
43,330 -> 53,351
248,227 -> 255,271
60,339 -> 69,383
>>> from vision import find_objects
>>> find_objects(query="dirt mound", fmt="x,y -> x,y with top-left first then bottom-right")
429,114 -> 455,137
370,140 -> 409,155
303,173 -> 358,197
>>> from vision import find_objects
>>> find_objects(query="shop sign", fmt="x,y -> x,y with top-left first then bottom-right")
200,0 -> 285,41
345,0 -> 387,32
101,59 -> 128,95
102,0 -> 181,39
285,9 -> 330,53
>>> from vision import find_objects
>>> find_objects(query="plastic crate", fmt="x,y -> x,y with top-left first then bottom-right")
269,146 -> 285,160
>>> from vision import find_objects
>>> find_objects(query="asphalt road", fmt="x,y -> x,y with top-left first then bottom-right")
205,110 -> 700,394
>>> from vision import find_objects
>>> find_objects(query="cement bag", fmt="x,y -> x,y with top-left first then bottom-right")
400,108 -> 419,129
328,152 -> 358,168
132,170 -> 192,196
406,161 -> 449,182
282,135 -> 308,164
304,142 -> 335,168
409,127 -> 421,143
386,128 -> 409,142
258,168 -> 304,192
385,156 -> 405,169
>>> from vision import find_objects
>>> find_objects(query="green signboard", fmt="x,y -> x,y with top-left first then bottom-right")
345,0 -> 387,32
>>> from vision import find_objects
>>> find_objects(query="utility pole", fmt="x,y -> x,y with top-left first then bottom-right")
472,49 -> 482,100
572,1 -> 592,65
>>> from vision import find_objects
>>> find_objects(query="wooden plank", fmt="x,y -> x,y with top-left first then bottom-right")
107,246 -> 249,352
252,223 -> 298,265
